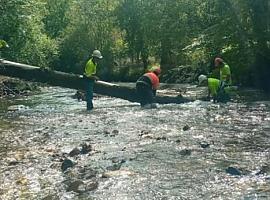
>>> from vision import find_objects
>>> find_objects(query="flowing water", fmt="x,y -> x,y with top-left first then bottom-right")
0,86 -> 270,200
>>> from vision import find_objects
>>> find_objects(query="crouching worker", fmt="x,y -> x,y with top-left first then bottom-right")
136,67 -> 161,108
198,75 -> 230,103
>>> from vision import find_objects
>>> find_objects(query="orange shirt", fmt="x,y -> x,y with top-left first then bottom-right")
145,72 -> 160,90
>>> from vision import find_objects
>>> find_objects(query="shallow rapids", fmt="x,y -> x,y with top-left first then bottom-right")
0,86 -> 270,200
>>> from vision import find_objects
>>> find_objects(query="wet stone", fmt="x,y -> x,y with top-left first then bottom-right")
84,180 -> 98,192
156,136 -> 167,141
182,125 -> 191,131
66,180 -> 84,193
200,142 -> 210,148
7,158 -> 20,166
69,148 -> 81,157
42,194 -> 60,200
78,166 -> 98,179
106,163 -> 122,171
80,143 -> 92,154
61,158 -> 74,172
226,167 -> 242,176
112,130 -> 119,135
111,157 -> 126,164
256,165 -> 270,175
179,149 -> 192,156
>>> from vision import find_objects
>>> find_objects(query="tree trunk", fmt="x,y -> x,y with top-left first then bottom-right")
0,60 -> 192,104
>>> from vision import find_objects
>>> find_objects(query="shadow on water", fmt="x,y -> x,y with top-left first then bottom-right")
0,86 -> 270,199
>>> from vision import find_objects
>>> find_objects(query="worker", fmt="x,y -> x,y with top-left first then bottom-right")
136,66 -> 161,108
214,57 -> 232,85
198,74 -> 230,103
83,49 -> 102,111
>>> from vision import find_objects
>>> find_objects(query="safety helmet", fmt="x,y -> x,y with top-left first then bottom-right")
214,57 -> 223,67
92,50 -> 103,59
198,74 -> 207,85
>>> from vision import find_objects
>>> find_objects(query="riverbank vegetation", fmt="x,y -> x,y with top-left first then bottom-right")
1,0 -> 269,91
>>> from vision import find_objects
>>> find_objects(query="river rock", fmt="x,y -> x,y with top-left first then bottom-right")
106,163 -> 122,171
199,142 -> 210,148
69,148 -> 81,157
78,166 -> 98,179
226,167 -> 242,176
102,170 -> 135,178
84,180 -> 98,191
42,194 -> 60,200
182,125 -> 191,131
66,180 -> 84,193
179,149 -> 192,156
80,143 -> 92,154
256,165 -> 270,175
7,105 -> 27,111
61,158 -> 74,172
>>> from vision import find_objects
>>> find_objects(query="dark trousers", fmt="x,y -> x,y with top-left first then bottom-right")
136,83 -> 155,106
85,78 -> 94,110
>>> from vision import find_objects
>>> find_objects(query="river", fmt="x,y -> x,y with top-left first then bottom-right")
0,86 -> 270,200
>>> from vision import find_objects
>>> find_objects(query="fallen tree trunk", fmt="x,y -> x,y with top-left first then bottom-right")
0,60 -> 192,104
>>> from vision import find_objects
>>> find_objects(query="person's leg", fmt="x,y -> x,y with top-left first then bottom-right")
85,79 -> 94,110
136,84 -> 147,106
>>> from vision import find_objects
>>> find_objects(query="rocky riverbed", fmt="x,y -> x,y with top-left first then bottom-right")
0,84 -> 270,200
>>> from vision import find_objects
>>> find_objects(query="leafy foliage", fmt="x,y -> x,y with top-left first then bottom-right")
0,0 -> 269,90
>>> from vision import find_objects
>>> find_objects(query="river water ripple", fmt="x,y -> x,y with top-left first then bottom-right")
0,86 -> 270,200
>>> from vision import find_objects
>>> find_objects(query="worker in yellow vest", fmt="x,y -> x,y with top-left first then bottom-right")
214,57 -> 232,85
83,50 -> 103,110
198,74 -> 230,103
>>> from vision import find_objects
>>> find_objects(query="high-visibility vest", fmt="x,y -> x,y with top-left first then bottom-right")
220,64 -> 232,85
208,78 -> 220,97
84,58 -> 97,78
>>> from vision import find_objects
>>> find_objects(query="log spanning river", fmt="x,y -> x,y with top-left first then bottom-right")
0,86 -> 270,200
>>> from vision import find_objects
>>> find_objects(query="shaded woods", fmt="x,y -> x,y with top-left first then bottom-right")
1,0 -> 269,91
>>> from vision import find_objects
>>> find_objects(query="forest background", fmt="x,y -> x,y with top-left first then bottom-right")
1,0 -> 269,91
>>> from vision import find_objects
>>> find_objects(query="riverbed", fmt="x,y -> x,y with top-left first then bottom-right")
0,86 -> 270,200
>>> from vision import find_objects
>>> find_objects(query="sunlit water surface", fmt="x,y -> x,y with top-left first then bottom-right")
0,86 -> 270,200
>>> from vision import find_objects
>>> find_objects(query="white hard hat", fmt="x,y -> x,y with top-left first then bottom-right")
92,50 -> 103,59
198,74 -> 207,85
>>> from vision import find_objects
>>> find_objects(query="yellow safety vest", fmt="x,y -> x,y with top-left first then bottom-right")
208,78 -> 220,97
84,58 -> 97,78
220,64 -> 232,85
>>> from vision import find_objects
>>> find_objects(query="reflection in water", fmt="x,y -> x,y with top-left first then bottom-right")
0,86 -> 269,200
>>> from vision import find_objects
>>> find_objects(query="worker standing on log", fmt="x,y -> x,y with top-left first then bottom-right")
136,66 -> 161,108
83,50 -> 103,111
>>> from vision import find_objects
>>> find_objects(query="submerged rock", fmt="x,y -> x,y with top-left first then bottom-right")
256,165 -> 270,175
199,142 -> 210,148
7,105 -> 28,111
61,158 -> 74,172
226,167 -> 242,176
42,194 -> 60,200
78,166 -> 98,180
179,149 -> 192,156
102,170 -> 135,178
182,125 -> 191,131
66,179 -> 98,193
66,180 -> 84,193
69,148 -> 81,157
80,143 -> 92,154
106,163 -> 122,171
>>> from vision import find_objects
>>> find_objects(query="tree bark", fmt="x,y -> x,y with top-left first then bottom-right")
0,59 -> 192,104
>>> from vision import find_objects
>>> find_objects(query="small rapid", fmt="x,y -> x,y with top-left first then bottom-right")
0,86 -> 269,200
